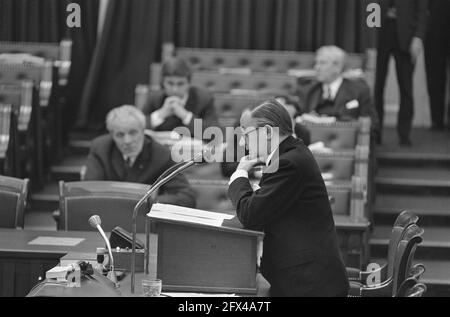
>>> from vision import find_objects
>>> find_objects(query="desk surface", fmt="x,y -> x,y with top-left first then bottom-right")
0,229 -> 104,257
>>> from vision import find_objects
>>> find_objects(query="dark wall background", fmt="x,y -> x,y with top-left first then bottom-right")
0,0 -> 377,130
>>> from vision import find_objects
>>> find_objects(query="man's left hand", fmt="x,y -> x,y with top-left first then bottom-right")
410,37 -> 423,65
237,155 -> 260,172
172,103 -> 190,121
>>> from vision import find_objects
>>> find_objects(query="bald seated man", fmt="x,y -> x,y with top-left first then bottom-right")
84,105 -> 196,208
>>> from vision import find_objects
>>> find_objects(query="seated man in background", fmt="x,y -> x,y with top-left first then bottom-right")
142,57 -> 217,139
84,105 -> 196,208
297,45 -> 380,139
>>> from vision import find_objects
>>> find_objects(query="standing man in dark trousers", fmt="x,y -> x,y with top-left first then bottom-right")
374,0 -> 428,146
425,0 -> 450,131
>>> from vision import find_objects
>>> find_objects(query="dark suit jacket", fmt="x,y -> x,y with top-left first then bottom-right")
378,0 -> 428,52
298,78 -> 380,139
228,136 -> 349,297
142,86 -> 217,138
84,135 -> 196,208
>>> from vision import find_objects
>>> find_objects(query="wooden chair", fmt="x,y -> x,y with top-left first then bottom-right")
0,40 -> 73,164
396,277 -> 427,297
0,175 -> 29,228
346,210 -> 419,285
188,178 -> 234,213
301,116 -> 372,149
176,46 -> 367,74
0,83 -> 32,177
0,64 -> 49,188
0,39 -> 72,86
191,71 -> 297,96
213,93 -> 269,127
349,223 -> 424,297
58,181 -> 151,232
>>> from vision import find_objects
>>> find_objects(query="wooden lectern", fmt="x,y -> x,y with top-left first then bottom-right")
146,204 -> 264,294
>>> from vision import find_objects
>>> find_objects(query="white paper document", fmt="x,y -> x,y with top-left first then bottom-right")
28,236 -> 85,246
148,203 -> 234,227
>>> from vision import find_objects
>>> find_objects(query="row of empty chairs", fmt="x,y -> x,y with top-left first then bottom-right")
136,44 -> 376,269
0,40 -> 72,188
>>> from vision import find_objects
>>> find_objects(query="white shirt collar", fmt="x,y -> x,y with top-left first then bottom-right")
323,76 -> 343,100
265,145 -> 279,167
123,155 -> 137,167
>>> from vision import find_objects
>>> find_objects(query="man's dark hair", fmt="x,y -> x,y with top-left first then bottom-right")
249,99 -> 294,136
161,57 -> 192,81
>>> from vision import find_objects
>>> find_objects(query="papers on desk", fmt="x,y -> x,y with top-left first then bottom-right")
28,236 -> 85,247
149,203 -> 234,228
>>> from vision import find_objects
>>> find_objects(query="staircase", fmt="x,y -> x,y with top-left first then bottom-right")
370,127 -> 450,296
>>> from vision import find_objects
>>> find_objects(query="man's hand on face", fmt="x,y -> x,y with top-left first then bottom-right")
237,155 -> 260,172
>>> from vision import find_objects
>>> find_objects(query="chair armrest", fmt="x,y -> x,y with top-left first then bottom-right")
359,262 -> 388,285
347,262 -> 388,285
346,267 -> 361,281
409,263 -> 425,280
348,281 -> 363,297
360,278 -> 393,297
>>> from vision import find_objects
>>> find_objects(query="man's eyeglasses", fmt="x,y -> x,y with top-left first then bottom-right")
239,127 -> 260,145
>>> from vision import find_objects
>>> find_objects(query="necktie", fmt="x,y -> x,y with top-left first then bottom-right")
125,157 -> 133,167
323,85 -> 332,101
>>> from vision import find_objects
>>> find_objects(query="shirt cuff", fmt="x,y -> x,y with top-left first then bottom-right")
229,169 -> 249,185
182,111 -> 193,126
150,111 -> 164,128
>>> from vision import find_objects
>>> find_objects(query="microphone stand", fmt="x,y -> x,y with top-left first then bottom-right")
130,159 -> 198,294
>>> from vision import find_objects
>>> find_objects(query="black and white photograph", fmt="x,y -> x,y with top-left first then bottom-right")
0,0 -> 449,301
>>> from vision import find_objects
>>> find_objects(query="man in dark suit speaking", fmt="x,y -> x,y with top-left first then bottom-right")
84,105 -> 196,208
227,100 -> 349,297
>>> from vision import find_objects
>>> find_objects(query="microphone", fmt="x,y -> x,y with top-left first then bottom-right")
88,215 -> 118,288
129,143 -> 228,293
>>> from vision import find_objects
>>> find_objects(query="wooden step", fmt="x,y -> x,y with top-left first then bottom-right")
376,166 -> 450,188
370,258 -> 450,295
68,139 -> 91,156
373,194 -> 450,218
370,225 -> 450,249
377,127 -> 450,158
50,155 -> 85,181
377,151 -> 450,162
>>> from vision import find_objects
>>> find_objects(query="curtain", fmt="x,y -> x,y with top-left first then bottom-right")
0,0 -> 99,133
73,0 -> 378,129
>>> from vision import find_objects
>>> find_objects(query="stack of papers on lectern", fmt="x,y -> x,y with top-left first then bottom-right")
148,203 -> 234,227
